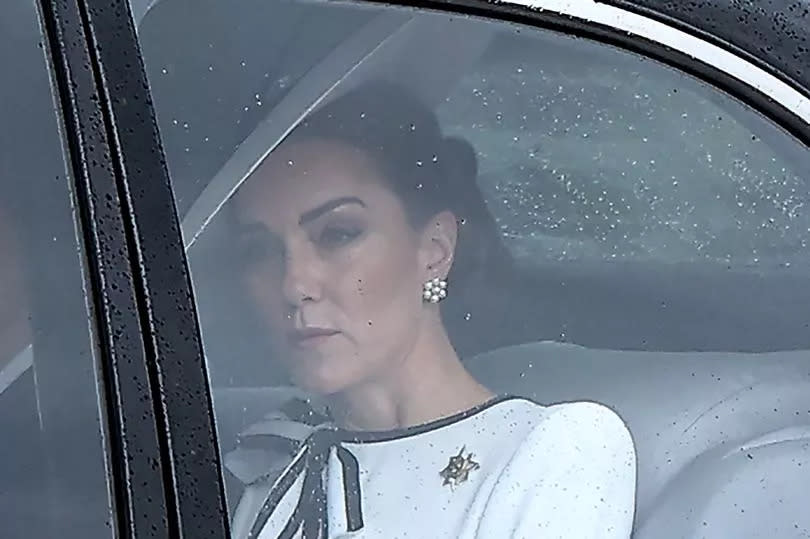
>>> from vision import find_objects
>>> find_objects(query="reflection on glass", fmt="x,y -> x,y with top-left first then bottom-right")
440,40 -> 810,266
1,0 -> 114,537
0,201 -> 31,396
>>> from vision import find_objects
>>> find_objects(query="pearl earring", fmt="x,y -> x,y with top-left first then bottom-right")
423,277 -> 448,304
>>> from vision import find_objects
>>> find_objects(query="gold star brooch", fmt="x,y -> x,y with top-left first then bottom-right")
439,446 -> 480,489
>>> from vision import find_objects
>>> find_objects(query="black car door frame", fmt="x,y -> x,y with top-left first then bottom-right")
32,0 -> 810,537
35,0 -> 230,537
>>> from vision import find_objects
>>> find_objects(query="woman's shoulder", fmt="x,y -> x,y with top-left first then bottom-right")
540,399 -> 632,433
481,400 -> 637,537
482,396 -> 633,449
509,398 -> 636,464
489,395 -> 629,429
493,396 -> 629,428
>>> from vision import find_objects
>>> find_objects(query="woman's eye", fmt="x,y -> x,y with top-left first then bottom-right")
318,225 -> 361,248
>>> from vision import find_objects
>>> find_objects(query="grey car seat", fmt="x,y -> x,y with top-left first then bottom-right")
465,341 -> 810,538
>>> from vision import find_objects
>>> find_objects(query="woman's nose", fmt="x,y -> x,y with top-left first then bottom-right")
281,247 -> 323,307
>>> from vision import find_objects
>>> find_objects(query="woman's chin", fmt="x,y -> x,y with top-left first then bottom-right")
289,363 -> 353,396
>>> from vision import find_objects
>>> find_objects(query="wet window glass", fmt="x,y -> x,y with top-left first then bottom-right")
440,41 -> 810,267
136,1 -> 810,538
1,1 -> 116,538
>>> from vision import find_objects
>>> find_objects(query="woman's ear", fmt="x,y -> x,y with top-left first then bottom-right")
418,210 -> 458,281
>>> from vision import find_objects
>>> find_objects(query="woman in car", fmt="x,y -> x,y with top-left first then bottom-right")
226,81 -> 637,538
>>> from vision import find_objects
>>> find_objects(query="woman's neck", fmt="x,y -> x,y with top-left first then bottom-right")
329,322 -> 493,431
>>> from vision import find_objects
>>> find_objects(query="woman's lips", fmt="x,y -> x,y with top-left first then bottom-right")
287,327 -> 341,348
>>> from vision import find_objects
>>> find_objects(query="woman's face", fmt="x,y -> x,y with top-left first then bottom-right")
233,139 -> 455,395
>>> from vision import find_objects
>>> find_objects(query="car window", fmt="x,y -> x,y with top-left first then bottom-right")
137,0 -> 377,216
0,1 -> 116,538
134,0 -> 810,534
439,36 -> 810,267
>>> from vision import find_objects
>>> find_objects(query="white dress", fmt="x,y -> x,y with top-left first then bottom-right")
229,396 -> 637,539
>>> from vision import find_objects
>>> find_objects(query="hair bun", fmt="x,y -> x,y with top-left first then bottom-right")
440,136 -> 478,188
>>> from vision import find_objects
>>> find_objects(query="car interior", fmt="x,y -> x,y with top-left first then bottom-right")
134,1 -> 810,536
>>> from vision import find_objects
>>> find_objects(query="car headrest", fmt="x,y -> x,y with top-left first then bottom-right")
634,425 -> 810,538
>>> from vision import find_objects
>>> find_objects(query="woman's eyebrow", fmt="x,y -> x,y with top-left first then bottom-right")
299,196 -> 365,226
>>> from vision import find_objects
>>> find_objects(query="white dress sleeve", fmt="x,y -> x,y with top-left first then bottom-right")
478,401 -> 637,539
